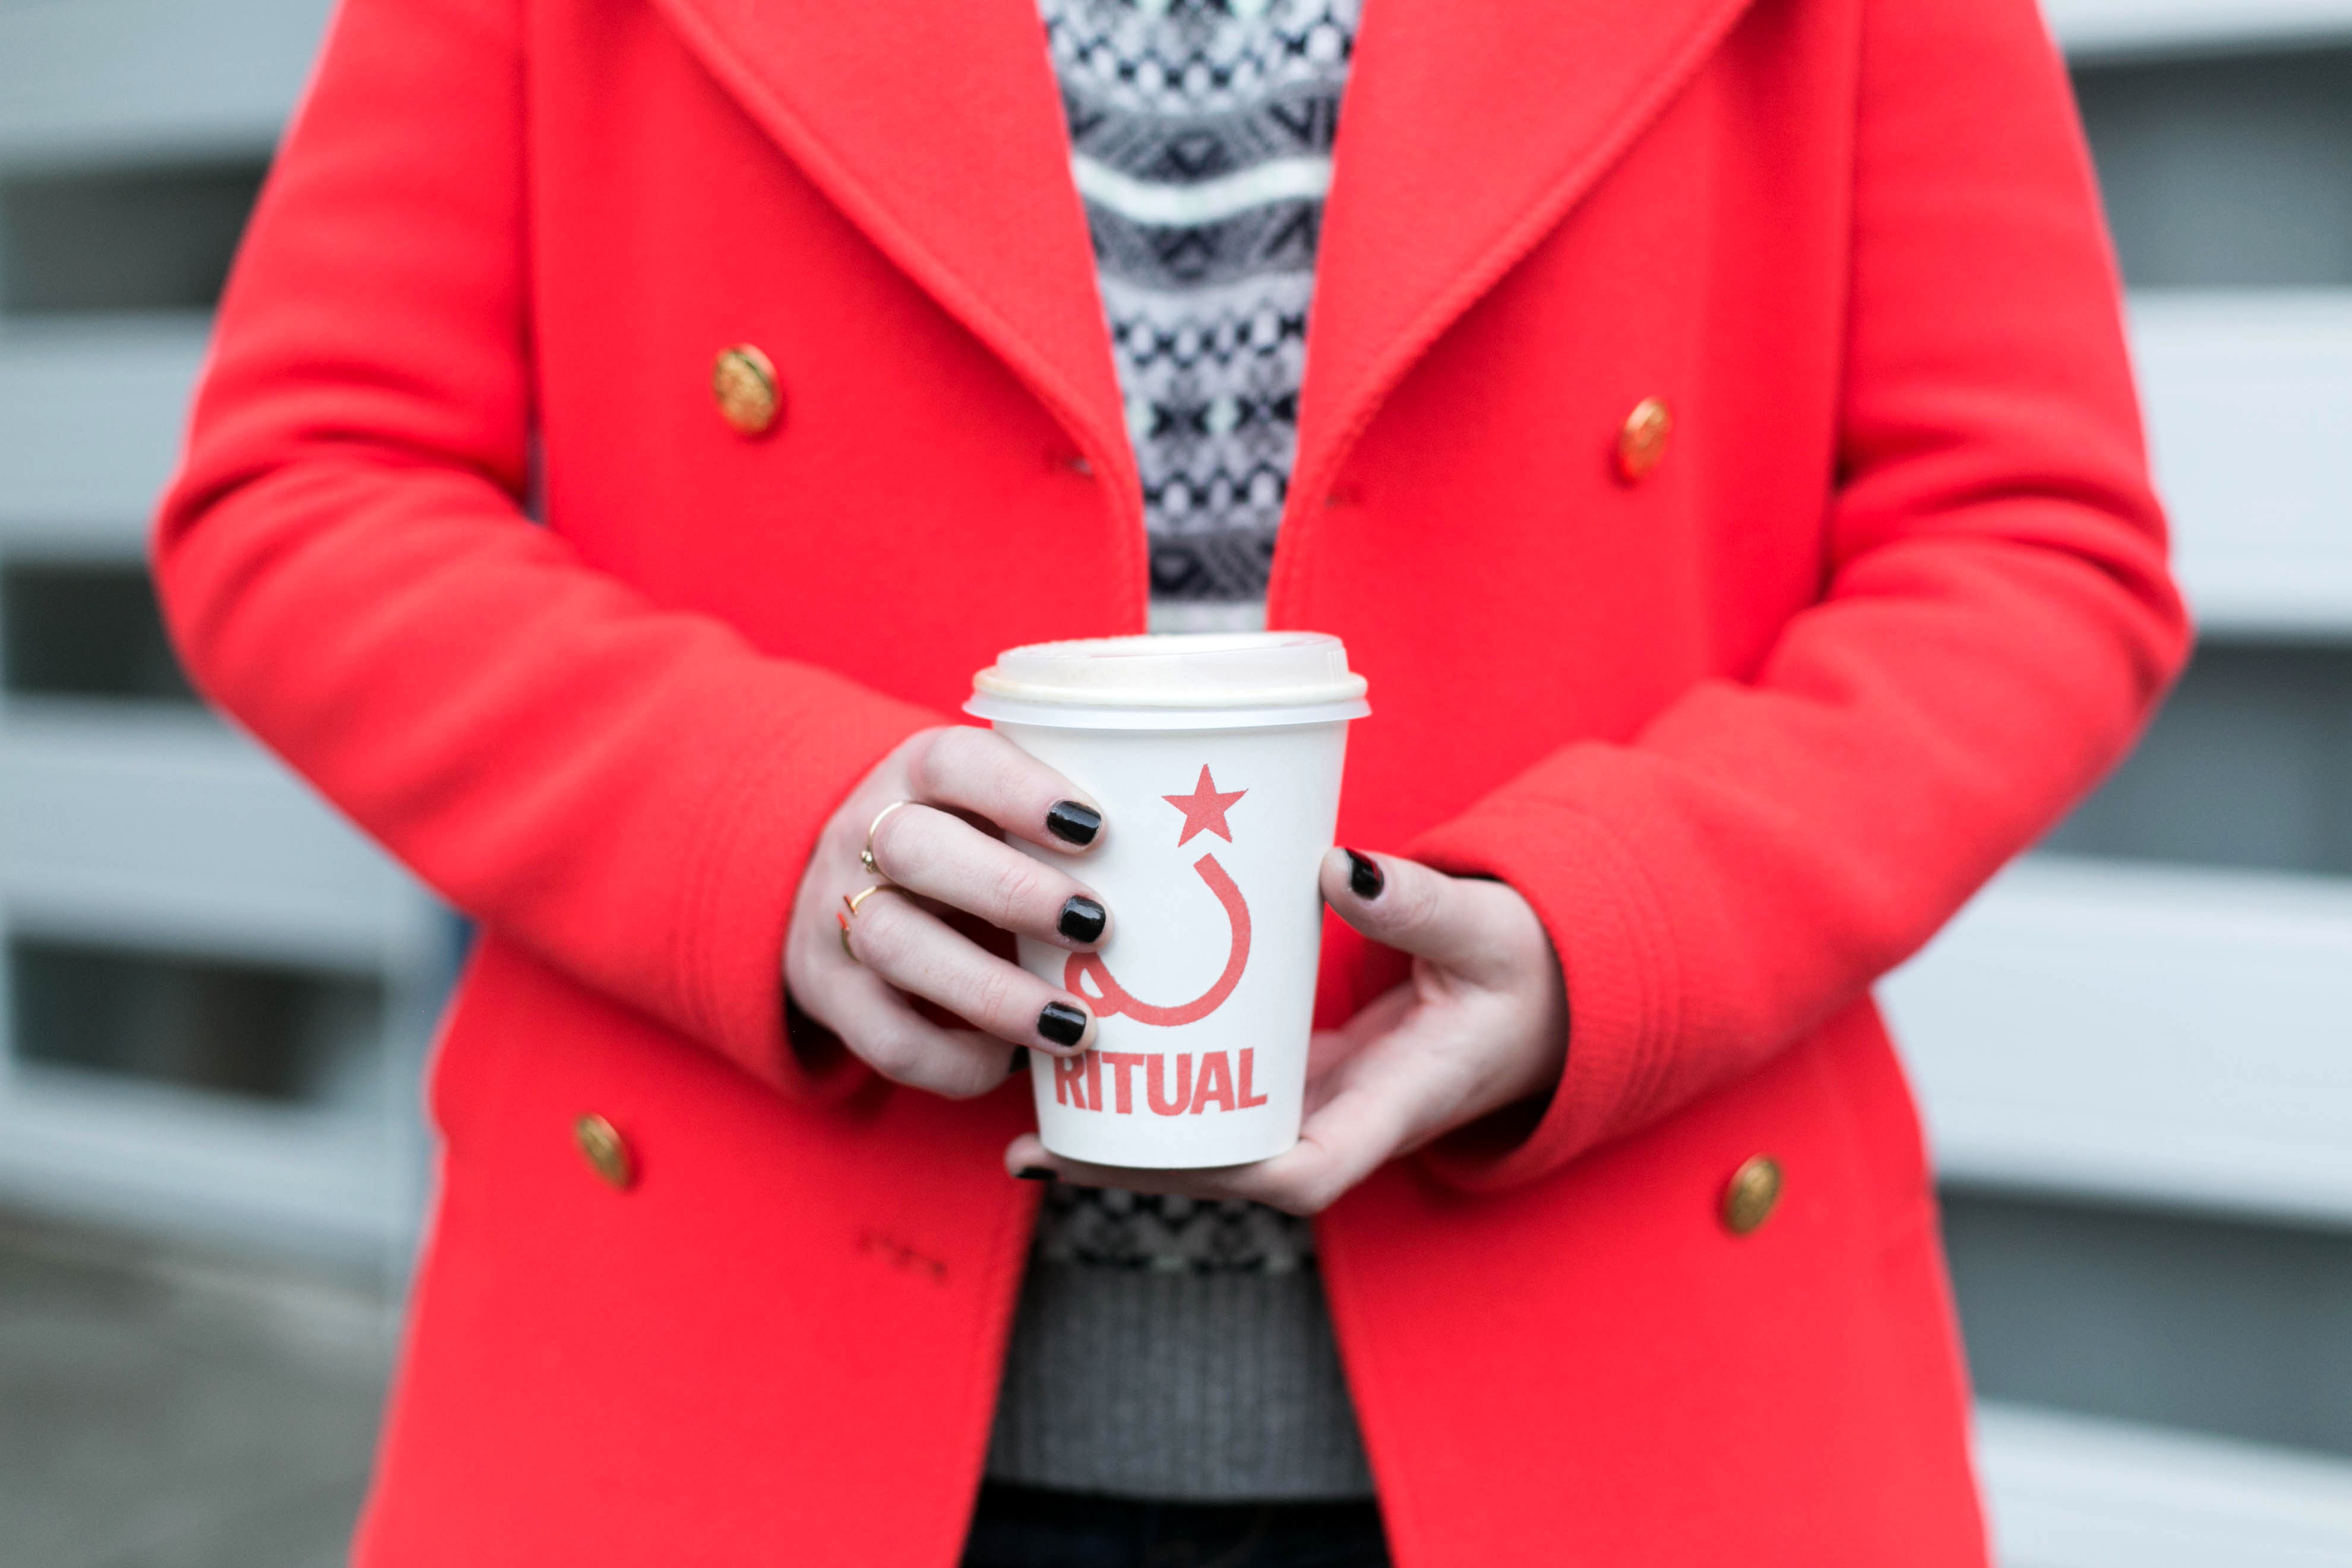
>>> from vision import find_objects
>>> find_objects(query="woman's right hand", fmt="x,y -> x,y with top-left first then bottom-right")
784,726 -> 1112,1098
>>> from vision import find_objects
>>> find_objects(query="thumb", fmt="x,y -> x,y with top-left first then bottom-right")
1320,848 -> 1509,979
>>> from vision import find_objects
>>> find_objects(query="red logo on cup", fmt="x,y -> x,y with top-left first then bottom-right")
1065,767 -> 1250,1028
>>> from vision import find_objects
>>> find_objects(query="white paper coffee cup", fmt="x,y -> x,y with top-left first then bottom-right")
966,633 -> 1370,1168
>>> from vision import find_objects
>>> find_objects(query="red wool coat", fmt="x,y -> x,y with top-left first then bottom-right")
155,0 -> 2187,1558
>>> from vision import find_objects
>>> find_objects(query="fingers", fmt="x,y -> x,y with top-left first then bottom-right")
1000,1119 -> 1384,1218
846,888 -> 1099,1053
1001,978 -> 1537,1212
906,726 -> 1104,855
998,1020 -> 1418,1215
796,966 -> 1020,1099
868,802 -> 1110,950
1319,848 -> 1525,983
783,724 -> 1111,1102
1301,985 -> 1412,1095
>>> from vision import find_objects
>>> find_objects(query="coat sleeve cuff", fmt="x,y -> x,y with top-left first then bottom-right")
672,676 -> 941,1096
1405,779 -> 1679,1191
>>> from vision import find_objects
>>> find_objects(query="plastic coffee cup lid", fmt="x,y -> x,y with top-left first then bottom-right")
966,632 -> 1371,731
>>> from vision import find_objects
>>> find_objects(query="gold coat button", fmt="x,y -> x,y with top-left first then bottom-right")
1616,397 -> 1673,482
712,344 -> 780,437
1721,1154 -> 1781,1235
574,1113 -> 634,1190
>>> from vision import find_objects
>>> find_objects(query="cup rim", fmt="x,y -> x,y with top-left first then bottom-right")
970,631 -> 1369,712
963,693 -> 1370,731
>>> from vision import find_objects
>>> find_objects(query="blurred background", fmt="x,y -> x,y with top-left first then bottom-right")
2,0 -> 2351,1563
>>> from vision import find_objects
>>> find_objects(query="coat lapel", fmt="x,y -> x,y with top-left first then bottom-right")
1287,0 -> 1758,519
653,0 -> 1756,595
651,0 -> 1140,520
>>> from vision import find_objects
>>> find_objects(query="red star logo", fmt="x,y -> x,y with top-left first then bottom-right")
1163,765 -> 1247,846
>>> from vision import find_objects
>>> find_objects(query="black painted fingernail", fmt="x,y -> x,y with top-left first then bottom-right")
1058,895 -> 1107,943
1016,1166 -> 1058,1183
1047,801 -> 1101,846
1009,1047 -> 1029,1076
1346,849 -> 1385,900
1037,1001 -> 1089,1048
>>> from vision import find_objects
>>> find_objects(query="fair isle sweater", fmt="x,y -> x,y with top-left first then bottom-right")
983,0 -> 1374,1501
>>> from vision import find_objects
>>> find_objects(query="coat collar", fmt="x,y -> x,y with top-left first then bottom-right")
650,0 -> 1139,514
1296,0 -> 1757,508
653,0 -> 1756,530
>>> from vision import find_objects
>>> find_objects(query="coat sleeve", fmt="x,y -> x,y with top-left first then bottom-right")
1409,0 -> 2190,1187
151,0 -> 937,1092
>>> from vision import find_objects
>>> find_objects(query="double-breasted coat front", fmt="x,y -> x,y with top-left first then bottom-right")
154,0 -> 2188,1560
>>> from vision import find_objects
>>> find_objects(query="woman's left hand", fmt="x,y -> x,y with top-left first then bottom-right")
1003,849 -> 1569,1215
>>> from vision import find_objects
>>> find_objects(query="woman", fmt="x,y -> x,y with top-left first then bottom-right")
154,0 -> 2186,1561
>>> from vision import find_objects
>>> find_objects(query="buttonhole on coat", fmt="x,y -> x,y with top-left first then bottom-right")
858,1228 -> 950,1283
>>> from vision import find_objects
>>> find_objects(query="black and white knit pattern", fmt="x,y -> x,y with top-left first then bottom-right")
1044,0 -> 1360,630
1033,1183 -> 1316,1274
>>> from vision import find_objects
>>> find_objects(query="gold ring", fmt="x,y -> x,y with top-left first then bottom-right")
843,882 -> 896,918
836,882 -> 897,963
863,800 -> 919,875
